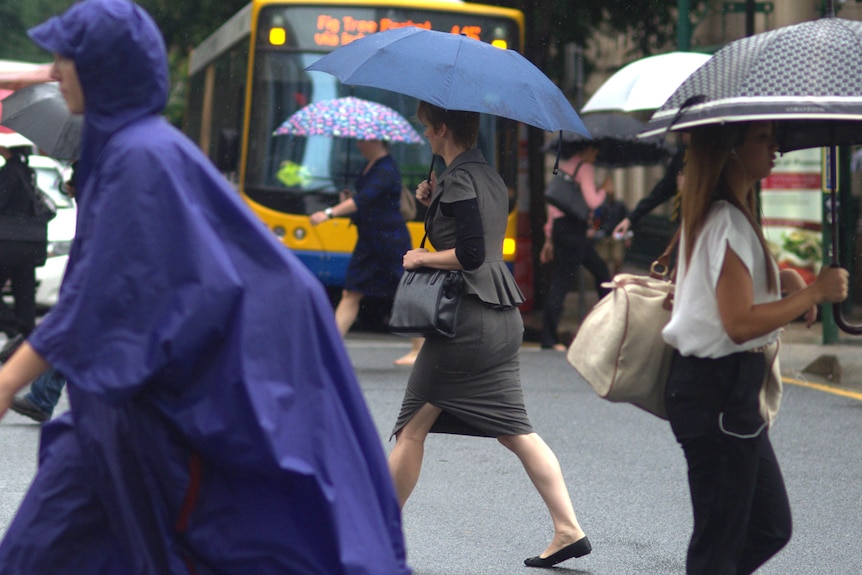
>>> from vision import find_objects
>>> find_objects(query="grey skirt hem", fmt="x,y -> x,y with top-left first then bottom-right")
390,296 -> 534,439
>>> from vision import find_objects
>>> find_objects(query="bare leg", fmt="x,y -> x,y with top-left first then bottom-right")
393,337 -> 424,366
388,402 -> 442,508
334,289 -> 363,337
498,433 -> 586,557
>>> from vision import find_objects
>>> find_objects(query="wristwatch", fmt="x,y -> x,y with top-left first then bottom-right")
324,207 -> 333,218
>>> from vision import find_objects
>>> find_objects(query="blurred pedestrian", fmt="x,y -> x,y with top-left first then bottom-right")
388,101 -> 591,569
311,139 -> 412,338
8,367 -> 65,423
8,164 -> 77,423
0,1 -> 410,573
0,145 -> 47,340
540,141 -> 612,350
393,337 -> 423,366
590,188 -> 629,275
613,134 -> 688,240
663,120 -> 848,574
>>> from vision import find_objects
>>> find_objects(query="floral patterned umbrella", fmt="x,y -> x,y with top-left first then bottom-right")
274,96 -> 423,144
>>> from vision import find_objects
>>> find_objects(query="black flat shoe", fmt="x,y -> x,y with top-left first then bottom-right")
524,536 -> 591,568
10,397 -> 50,423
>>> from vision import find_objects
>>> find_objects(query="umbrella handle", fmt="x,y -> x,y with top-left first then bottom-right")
830,267 -> 862,335
826,146 -> 862,334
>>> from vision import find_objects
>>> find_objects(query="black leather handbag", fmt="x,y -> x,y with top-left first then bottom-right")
388,184 -> 464,338
388,266 -> 463,337
543,161 -> 589,221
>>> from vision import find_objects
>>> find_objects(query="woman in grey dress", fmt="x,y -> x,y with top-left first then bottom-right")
388,102 -> 591,568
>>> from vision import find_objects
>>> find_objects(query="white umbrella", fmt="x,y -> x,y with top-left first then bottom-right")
0,132 -> 36,149
581,51 -> 711,114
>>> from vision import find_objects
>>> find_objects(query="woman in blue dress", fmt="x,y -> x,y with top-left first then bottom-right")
311,139 -> 413,336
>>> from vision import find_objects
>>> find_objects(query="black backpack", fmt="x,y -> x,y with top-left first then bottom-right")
18,161 -> 57,224
0,156 -> 52,266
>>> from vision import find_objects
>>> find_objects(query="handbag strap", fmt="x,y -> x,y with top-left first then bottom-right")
559,160 -> 585,184
650,227 -> 680,281
419,176 -> 447,250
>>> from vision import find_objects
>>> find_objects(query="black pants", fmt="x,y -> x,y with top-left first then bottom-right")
665,351 -> 792,575
541,216 -> 610,347
0,263 -> 37,337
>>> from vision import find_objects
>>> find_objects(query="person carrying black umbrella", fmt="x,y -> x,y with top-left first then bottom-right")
612,133 -> 688,241
0,145 -> 49,340
663,120 -> 848,574
540,140 -> 613,350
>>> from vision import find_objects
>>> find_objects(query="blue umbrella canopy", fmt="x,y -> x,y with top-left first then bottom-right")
641,17 -> 862,152
306,27 -> 589,137
274,96 -> 424,143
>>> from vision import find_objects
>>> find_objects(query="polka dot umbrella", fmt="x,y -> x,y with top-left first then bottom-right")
640,17 -> 862,153
274,96 -> 423,144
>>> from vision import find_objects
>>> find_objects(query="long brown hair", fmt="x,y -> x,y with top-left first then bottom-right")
680,122 -> 777,292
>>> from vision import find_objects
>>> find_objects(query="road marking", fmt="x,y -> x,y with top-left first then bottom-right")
783,376 -> 862,401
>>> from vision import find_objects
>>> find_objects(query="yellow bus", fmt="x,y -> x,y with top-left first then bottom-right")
185,0 -> 525,290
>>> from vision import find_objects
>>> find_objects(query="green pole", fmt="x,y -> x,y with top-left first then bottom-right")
838,145 -> 854,330
677,0 -> 691,51
821,147 -> 839,344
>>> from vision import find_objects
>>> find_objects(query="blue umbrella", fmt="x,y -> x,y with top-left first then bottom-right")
306,27 -> 589,137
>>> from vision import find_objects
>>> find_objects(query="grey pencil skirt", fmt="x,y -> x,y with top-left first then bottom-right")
391,294 -> 534,438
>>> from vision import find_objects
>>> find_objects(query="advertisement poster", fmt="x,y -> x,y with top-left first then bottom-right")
760,148 -> 822,285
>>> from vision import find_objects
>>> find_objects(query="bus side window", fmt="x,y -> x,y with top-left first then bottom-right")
216,129 -> 240,173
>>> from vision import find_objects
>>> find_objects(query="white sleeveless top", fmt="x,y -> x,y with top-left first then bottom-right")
663,201 -> 781,358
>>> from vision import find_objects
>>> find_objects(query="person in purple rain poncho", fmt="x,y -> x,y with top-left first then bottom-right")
0,1 -> 411,574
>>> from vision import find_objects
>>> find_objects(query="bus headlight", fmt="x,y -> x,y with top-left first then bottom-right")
272,225 -> 286,238
503,237 -> 515,256
269,27 -> 287,46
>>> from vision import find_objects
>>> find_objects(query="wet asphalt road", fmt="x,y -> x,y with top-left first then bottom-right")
1,333 -> 860,574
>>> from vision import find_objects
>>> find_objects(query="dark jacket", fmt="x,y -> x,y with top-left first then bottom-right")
0,155 -> 37,216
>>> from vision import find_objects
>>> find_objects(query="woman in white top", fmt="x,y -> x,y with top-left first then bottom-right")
663,121 -> 848,575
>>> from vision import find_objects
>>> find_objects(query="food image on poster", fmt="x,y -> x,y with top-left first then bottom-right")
761,149 -> 822,285
770,229 -> 821,285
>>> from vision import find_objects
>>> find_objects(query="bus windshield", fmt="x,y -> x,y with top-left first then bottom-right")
246,52 -> 505,217
243,5 -> 519,217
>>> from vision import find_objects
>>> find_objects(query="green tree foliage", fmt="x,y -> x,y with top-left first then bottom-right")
492,0 -> 705,81
136,0 -> 248,51
0,0 -> 703,126
135,0 -> 248,124
0,0 -> 246,125
0,0 -> 73,63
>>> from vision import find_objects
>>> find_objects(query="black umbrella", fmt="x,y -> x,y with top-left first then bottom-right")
0,82 -> 81,160
640,17 -> 862,151
543,112 -> 675,168
641,16 -> 862,334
